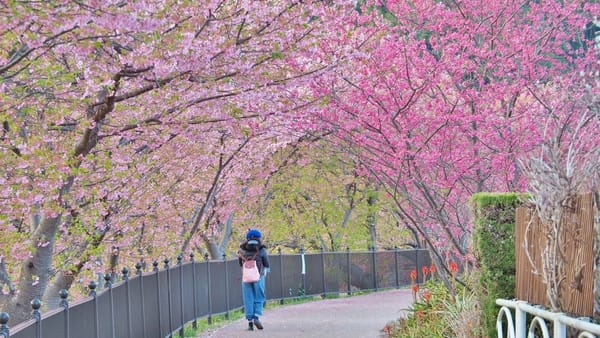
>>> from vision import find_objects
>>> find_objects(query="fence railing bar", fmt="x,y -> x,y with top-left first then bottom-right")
223,254 -> 230,320
177,255 -> 184,338
205,253 -> 212,325
415,250 -> 420,284
0,312 -> 9,338
103,273 -> 116,338
320,247 -> 326,296
394,248 -> 399,289
496,298 -> 600,338
300,245 -> 306,296
136,262 -> 147,338
371,246 -> 378,291
153,260 -> 162,337
278,248 -> 284,305
346,247 -> 351,296
89,281 -> 99,338
59,289 -> 69,338
190,253 -> 198,330
122,267 -> 132,338
31,299 -> 41,338
164,258 -> 173,338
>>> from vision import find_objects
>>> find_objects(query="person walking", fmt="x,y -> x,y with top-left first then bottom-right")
238,229 -> 270,331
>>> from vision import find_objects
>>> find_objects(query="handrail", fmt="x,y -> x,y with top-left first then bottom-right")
496,298 -> 600,338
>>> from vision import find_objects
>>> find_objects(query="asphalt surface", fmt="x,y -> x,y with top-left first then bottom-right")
196,288 -> 413,338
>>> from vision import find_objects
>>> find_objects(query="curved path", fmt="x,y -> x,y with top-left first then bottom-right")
196,288 -> 413,338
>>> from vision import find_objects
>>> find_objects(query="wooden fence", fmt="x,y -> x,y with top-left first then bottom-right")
515,193 -> 596,317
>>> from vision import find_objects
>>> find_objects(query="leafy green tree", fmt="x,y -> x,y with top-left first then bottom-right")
241,142 -> 411,253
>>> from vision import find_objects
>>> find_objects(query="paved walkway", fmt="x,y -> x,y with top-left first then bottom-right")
196,288 -> 413,338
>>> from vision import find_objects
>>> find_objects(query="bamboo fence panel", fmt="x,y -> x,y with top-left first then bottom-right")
515,193 -> 595,317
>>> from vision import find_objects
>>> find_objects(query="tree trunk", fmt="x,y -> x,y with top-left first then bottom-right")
9,215 -> 61,325
42,270 -> 75,310
202,234 -> 223,260
218,213 -> 234,255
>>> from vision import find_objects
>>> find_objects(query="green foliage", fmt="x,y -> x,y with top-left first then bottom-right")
394,281 -> 453,337
354,0 -> 367,14
244,143 -> 408,253
388,277 -> 483,337
182,310 -> 245,337
271,51 -> 284,59
470,192 -> 524,338
354,0 -> 398,25
256,153 -> 368,250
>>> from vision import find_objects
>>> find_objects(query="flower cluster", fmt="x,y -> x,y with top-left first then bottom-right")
410,264 -> 437,302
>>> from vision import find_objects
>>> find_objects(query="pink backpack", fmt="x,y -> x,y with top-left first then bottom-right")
240,252 -> 260,283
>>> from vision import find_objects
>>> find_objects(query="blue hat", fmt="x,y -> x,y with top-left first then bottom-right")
246,229 -> 262,239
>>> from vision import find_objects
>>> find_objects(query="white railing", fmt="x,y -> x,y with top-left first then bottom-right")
496,299 -> 600,338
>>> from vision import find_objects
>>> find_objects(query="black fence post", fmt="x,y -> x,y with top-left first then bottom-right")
415,250 -> 420,284
299,245 -> 306,297
370,245 -> 378,291
136,262 -> 147,338
394,247 -> 399,289
104,273 -> 116,338
346,247 -> 351,296
89,281 -> 99,338
177,255 -> 184,338
205,253 -> 212,325
153,260 -> 162,337
190,253 -> 198,330
122,267 -> 132,338
31,299 -> 41,338
320,247 -> 326,298
0,312 -> 9,338
59,289 -> 69,338
164,258 -> 173,337
223,253 -> 230,320
278,248 -> 284,305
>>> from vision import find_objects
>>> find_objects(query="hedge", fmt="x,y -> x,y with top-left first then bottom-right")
470,192 -> 524,338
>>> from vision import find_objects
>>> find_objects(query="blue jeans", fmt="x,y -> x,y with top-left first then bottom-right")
242,275 -> 266,321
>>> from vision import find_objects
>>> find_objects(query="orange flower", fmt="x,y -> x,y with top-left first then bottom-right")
422,266 -> 429,277
410,269 -> 417,281
449,261 -> 458,273
430,264 -> 437,273
423,291 -> 431,301
412,283 -> 419,293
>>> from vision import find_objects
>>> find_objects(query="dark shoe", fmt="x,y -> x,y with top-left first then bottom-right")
248,321 -> 254,331
253,318 -> 263,330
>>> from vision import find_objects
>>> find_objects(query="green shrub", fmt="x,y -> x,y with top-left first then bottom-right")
387,275 -> 483,337
470,192 -> 523,338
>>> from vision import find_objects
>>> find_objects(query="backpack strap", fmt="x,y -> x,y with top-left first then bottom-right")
238,250 -> 259,262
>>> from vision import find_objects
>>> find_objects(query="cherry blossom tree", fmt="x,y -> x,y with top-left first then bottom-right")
305,0 -> 600,289
0,0 -> 352,323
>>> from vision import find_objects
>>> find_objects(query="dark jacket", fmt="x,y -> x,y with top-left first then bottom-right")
238,241 -> 270,275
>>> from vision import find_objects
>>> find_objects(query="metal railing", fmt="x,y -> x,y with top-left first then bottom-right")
0,248 -> 430,338
496,298 -> 600,338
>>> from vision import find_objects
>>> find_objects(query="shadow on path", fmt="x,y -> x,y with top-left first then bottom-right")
197,288 -> 413,338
